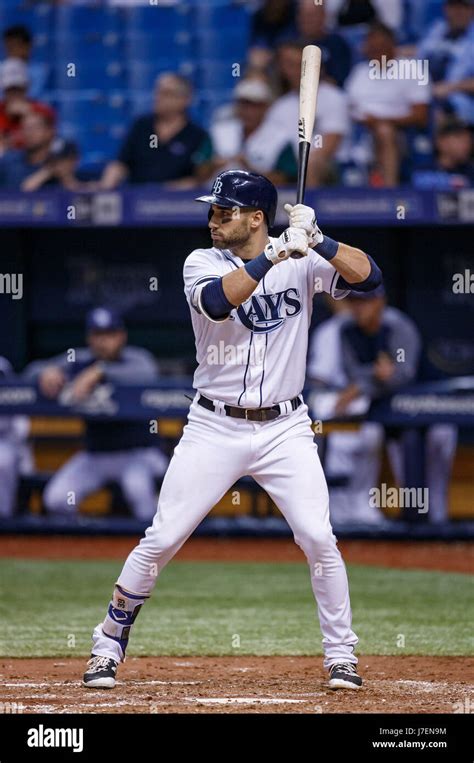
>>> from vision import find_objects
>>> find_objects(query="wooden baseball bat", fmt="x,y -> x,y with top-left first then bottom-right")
291,45 -> 322,257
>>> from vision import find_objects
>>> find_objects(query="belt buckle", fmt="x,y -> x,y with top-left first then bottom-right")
245,408 -> 260,421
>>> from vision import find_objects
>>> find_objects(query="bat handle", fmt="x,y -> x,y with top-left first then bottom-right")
296,141 -> 310,205
290,141 -> 311,258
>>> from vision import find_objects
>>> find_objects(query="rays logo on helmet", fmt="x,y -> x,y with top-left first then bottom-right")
213,178 -> 223,194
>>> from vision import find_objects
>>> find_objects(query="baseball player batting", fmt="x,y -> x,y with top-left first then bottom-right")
83,170 -> 382,691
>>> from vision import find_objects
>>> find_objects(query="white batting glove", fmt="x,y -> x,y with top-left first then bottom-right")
264,227 -> 310,264
284,203 -> 323,247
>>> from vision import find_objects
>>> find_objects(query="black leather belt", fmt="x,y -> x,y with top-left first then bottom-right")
197,393 -> 302,422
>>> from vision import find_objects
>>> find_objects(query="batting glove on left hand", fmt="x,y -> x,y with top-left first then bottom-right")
284,203 -> 323,247
265,227 -> 310,264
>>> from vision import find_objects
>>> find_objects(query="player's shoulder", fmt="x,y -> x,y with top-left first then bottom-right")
184,247 -> 232,269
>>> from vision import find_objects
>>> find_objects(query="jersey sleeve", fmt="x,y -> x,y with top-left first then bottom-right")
307,249 -> 350,300
183,248 -> 230,323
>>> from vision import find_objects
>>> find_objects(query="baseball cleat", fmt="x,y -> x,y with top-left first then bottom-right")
82,654 -> 118,689
328,662 -> 362,690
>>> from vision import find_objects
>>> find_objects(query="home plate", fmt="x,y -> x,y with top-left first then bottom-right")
185,697 -> 305,705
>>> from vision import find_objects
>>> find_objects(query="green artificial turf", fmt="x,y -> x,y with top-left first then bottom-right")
0,559 -> 472,658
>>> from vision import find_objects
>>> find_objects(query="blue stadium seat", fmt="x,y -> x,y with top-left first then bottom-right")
196,31 -> 249,61
57,91 -> 128,129
194,2 -> 251,34
197,90 -> 234,128
53,62 -> 126,91
0,3 -> 53,36
198,61 -> 240,91
128,90 -> 153,118
125,32 -> 192,63
55,6 -> 124,35
54,32 -> 123,66
125,5 -> 192,36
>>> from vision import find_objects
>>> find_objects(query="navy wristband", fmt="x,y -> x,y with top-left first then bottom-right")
314,235 -> 339,261
244,252 -> 274,282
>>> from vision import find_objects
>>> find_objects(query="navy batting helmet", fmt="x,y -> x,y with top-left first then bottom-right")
195,170 -> 278,227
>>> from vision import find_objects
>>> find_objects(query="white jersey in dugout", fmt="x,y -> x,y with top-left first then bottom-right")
183,246 -> 349,408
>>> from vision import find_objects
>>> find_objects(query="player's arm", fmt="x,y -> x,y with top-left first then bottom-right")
285,203 -> 382,290
199,228 -> 310,320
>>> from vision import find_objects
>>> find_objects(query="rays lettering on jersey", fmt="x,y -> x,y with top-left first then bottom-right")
237,288 -> 302,333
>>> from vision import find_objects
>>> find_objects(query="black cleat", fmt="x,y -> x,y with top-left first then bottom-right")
328,662 -> 362,690
82,654 -> 118,689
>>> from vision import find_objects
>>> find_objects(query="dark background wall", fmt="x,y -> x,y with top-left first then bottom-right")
0,225 -> 473,378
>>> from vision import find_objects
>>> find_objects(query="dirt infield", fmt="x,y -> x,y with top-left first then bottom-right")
1,656 -> 472,714
0,535 -> 472,573
1,537 -> 471,714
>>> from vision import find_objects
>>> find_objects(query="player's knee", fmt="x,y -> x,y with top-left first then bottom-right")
294,523 -> 335,559
139,523 -> 186,561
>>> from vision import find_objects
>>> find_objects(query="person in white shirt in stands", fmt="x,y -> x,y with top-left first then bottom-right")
345,22 -> 430,186
202,78 -> 298,185
265,41 -> 350,186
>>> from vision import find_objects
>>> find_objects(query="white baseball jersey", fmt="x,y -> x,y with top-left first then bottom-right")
183,246 -> 349,407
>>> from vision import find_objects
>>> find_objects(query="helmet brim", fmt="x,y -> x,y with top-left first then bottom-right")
195,194 -> 247,209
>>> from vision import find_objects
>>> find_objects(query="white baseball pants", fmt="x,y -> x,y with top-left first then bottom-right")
92,395 -> 359,669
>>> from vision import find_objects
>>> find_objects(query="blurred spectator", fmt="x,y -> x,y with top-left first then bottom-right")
0,110 -> 55,188
0,58 -> 55,152
248,0 -> 296,70
294,0 -> 353,86
100,73 -> 211,188
324,0 -> 403,32
0,357 -> 33,519
307,286 -> 457,523
24,307 -> 168,521
21,138 -> 94,192
413,120 -> 474,188
202,78 -> 297,185
2,25 -> 49,99
345,22 -> 430,186
267,41 -> 350,185
308,288 -> 457,524
418,0 -> 474,125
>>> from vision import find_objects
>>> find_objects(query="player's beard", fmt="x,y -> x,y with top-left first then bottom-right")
212,219 -> 251,251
